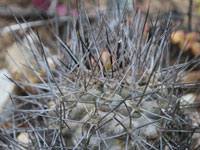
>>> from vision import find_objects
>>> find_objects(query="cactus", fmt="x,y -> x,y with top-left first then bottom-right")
0,1 -> 199,150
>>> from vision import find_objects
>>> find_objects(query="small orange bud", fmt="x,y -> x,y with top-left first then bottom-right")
171,30 -> 185,45
184,32 -> 198,51
91,55 -> 98,68
185,32 -> 197,42
91,50 -> 116,72
191,42 -> 200,56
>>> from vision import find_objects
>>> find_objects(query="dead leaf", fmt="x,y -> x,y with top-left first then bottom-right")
181,71 -> 200,83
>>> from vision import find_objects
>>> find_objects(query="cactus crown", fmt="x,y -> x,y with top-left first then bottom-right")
1,1 -> 199,149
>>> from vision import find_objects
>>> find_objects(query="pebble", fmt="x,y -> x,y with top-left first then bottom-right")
180,93 -> 196,106
0,68 -> 15,121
